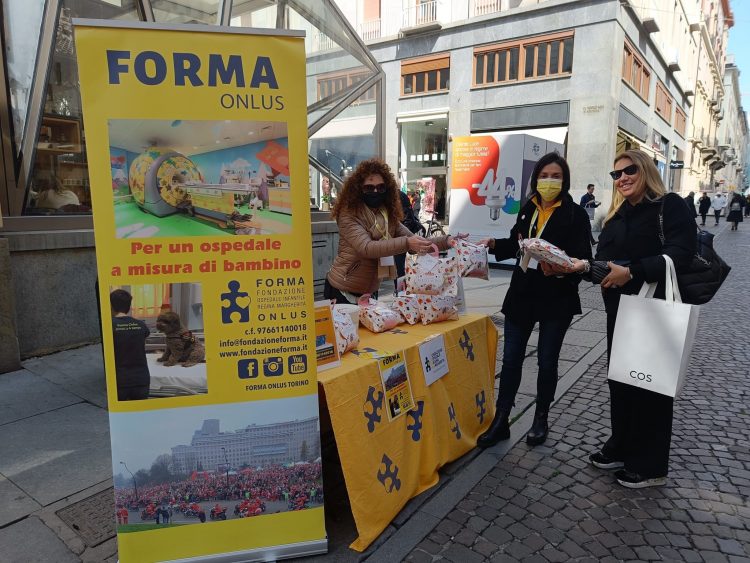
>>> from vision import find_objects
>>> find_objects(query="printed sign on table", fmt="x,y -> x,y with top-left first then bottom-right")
74,20 -> 325,562
314,300 -> 341,371
419,334 -> 449,385
377,351 -> 414,421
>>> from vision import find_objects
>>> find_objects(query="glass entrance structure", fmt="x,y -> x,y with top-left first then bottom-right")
0,0 -> 383,223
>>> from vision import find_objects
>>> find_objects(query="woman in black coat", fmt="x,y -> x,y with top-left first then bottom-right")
726,192 -> 744,230
568,150 -> 695,488
477,153 -> 592,448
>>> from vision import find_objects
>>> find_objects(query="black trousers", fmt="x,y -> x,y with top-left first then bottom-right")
714,210 -> 721,224
602,302 -> 674,477
323,278 -> 377,305
699,212 -> 707,225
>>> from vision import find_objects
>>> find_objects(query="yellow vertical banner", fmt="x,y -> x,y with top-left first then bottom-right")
74,21 -> 326,562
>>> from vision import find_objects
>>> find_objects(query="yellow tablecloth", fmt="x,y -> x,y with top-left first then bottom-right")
318,313 -> 498,551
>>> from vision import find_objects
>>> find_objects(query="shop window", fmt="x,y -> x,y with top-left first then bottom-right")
318,71 -> 376,105
473,32 -> 573,87
655,81 -> 673,124
674,106 -> 687,137
622,39 -> 651,102
401,54 -> 450,96
24,0 -> 140,216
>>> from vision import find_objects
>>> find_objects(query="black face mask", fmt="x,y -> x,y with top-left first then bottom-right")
363,192 -> 386,208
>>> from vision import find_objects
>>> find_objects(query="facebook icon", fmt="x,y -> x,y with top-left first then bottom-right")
237,359 -> 259,379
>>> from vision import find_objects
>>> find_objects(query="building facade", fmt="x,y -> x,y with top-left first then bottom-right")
337,0 -> 738,217
715,55 -> 748,193
172,417 -> 320,474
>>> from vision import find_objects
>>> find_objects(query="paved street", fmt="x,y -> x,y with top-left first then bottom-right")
396,222 -> 750,562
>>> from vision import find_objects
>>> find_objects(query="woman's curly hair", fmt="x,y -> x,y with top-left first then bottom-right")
331,158 -> 404,226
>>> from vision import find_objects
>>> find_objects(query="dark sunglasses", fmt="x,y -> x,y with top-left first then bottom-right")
609,163 -> 639,180
362,183 -> 387,193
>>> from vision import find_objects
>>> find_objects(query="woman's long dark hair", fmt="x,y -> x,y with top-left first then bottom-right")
527,152 -> 571,200
331,158 -> 404,226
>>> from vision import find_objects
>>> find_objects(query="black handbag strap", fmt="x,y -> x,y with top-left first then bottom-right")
658,196 -> 703,246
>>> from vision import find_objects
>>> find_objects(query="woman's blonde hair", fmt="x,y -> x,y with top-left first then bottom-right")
603,150 -> 666,225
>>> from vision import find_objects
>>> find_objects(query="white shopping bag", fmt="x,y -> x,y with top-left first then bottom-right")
608,255 -> 700,397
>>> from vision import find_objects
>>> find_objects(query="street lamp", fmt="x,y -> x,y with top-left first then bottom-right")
120,461 -> 138,504
221,447 -> 230,499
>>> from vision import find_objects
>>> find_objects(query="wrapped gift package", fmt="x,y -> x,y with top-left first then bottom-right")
358,296 -> 403,333
520,237 -> 575,268
452,239 -> 490,280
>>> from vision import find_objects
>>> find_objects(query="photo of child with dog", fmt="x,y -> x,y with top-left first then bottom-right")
110,282 -> 208,401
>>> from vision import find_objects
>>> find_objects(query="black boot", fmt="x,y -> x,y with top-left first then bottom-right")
477,409 -> 510,448
526,409 -> 549,446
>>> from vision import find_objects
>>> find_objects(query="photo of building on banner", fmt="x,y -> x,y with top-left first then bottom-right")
378,351 -> 414,421
74,20 -> 326,562
111,398 -> 322,533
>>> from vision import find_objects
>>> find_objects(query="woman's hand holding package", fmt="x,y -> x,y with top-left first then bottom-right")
540,262 -> 575,276
477,238 -> 495,249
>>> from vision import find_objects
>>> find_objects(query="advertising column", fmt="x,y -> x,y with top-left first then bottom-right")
74,21 -> 325,562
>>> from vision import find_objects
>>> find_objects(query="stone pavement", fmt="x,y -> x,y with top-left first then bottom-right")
389,221 -> 750,562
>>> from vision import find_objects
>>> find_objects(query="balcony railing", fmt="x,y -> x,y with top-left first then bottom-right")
402,0 -> 438,29
311,31 -> 337,53
471,0 -> 502,17
358,19 -> 382,41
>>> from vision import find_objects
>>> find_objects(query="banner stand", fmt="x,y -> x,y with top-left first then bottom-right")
74,20 -> 327,562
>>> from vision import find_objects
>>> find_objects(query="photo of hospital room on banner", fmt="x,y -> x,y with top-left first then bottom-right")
109,119 -> 292,238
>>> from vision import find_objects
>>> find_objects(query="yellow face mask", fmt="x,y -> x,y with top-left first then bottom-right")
536,178 -> 562,202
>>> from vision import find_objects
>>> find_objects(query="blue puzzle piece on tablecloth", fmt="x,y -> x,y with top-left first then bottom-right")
363,386 -> 384,433
448,402 -> 461,439
376,454 -> 401,493
459,329 -> 475,361
406,401 -> 425,441
476,390 -> 487,424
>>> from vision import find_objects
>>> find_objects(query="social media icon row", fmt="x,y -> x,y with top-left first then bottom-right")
237,354 -> 307,379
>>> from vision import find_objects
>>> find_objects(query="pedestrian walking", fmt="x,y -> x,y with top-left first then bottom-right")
476,152 -> 592,448
683,191 -> 698,219
711,192 -> 727,226
726,192 -> 744,231
568,150 -> 695,488
745,194 -> 750,217
697,192 -> 711,226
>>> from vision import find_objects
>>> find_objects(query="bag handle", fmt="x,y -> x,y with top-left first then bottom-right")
638,282 -> 657,299
663,254 -> 683,304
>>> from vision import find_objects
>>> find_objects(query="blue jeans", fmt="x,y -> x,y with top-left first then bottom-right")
496,315 -> 572,413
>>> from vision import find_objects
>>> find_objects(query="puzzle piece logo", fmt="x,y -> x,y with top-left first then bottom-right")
459,329 -> 475,361
376,454 -> 401,493
406,401 -> 425,441
448,402 -> 462,439
351,347 -> 378,357
424,356 -> 432,373
221,280 -> 250,324
389,328 -> 408,335
476,390 -> 486,424
363,386 -> 384,433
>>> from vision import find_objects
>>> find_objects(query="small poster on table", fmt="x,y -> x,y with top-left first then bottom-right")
314,300 -> 341,371
419,334 -> 450,386
378,351 -> 414,421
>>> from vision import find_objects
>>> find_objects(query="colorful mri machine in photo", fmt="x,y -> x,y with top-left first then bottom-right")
129,147 -> 259,223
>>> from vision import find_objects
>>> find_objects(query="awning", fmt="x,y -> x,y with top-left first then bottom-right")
311,116 -> 376,140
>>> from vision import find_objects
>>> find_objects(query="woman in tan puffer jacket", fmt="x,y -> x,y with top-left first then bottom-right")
324,159 -> 455,303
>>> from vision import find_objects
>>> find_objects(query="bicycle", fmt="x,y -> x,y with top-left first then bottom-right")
422,211 -> 445,238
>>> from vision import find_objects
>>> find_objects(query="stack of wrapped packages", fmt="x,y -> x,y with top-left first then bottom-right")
330,240 -> 491,357
390,239 -> 489,327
